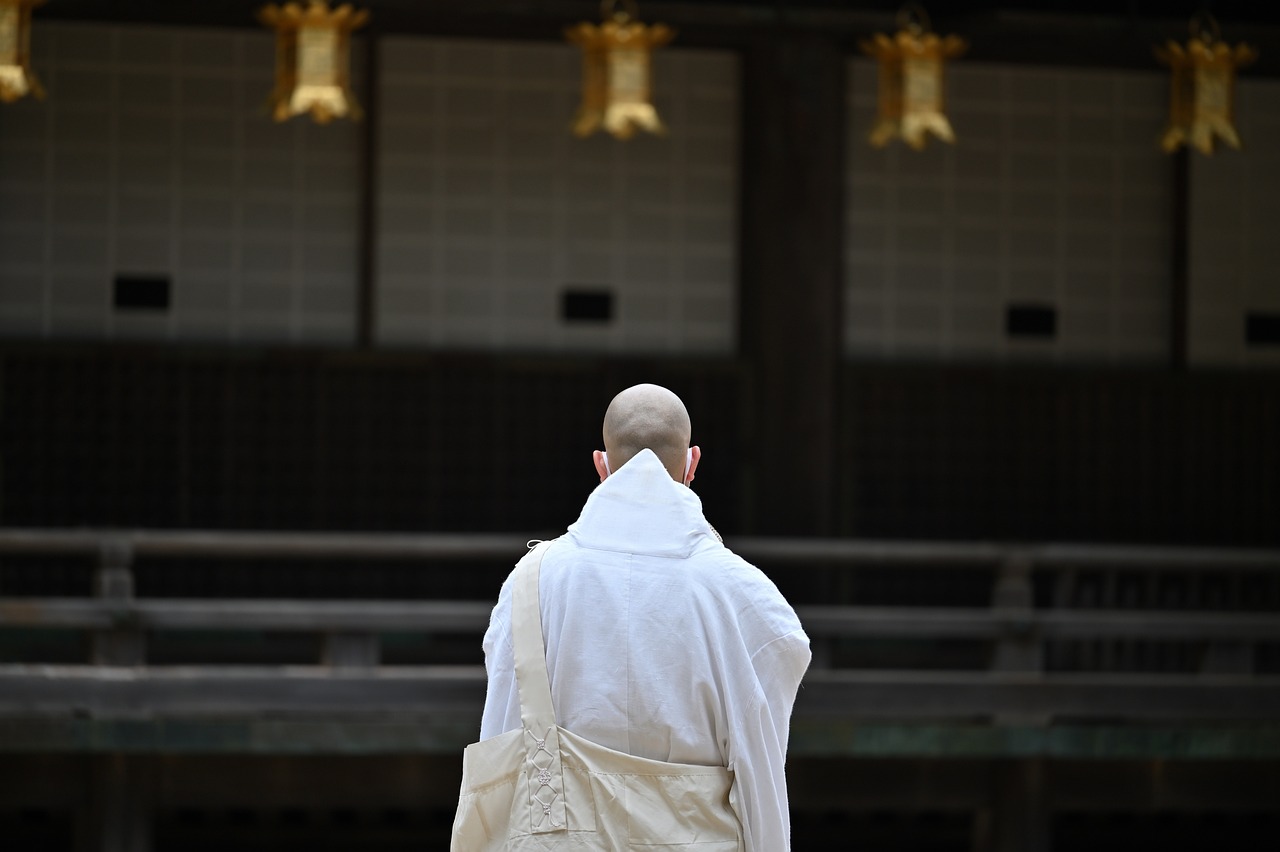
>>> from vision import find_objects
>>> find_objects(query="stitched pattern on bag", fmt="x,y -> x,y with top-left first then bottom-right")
527,727 -> 562,828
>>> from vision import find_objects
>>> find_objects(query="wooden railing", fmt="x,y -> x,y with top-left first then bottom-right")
1,528 -> 1278,756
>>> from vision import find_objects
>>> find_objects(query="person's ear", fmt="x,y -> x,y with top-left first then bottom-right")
593,450 -> 609,482
685,445 -> 701,486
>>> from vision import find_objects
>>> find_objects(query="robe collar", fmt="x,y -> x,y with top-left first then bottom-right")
566,448 -> 719,559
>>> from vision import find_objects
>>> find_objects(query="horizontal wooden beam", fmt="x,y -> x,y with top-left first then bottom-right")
1,528 -> 1276,572
32,2 -> 1280,67
734,537 -> 1280,572
0,528 -> 531,561
0,714 -> 1276,760
1,666 -> 1276,721
0,598 -> 493,632
0,665 -> 486,716
0,716 -> 481,756
800,606 -> 1280,641
1037,610 -> 1280,641
796,670 -> 1280,720
6,599 -> 1279,642
788,721 -> 1280,761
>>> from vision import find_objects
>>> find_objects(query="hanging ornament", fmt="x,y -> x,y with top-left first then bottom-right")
859,3 -> 966,150
1155,10 -> 1256,155
0,0 -> 45,103
258,0 -> 368,124
565,0 -> 674,140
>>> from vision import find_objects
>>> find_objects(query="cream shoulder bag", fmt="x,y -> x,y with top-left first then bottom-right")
450,539 -> 743,851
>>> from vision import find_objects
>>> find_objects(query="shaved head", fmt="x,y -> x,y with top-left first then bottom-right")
602,384 -> 692,481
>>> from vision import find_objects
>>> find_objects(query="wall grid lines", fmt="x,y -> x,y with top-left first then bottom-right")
1,24 -> 1277,365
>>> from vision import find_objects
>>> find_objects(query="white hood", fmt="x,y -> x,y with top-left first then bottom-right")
565,448 -> 718,559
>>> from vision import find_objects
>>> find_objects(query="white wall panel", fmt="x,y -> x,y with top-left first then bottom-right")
0,22 -> 361,345
845,59 -> 1171,363
1188,77 -> 1280,368
376,37 -> 738,354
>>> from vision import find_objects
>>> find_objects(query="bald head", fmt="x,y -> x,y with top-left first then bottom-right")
601,384 -> 692,482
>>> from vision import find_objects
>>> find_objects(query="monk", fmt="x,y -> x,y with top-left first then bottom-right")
474,383 -> 811,850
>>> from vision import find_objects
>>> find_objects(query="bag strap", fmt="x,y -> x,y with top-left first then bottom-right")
510,539 -> 566,833
512,539 -> 557,731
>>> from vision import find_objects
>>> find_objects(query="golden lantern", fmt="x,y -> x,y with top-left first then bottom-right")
258,0 -> 368,124
1155,11 -> 1256,155
566,0 -> 674,140
859,4 -> 966,150
0,0 -> 45,103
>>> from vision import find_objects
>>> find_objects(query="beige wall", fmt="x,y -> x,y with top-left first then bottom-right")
845,58 -> 1173,364
2,22 -> 1277,366
0,23 -> 363,345
375,36 -> 739,353
1187,76 -> 1280,368
0,23 -> 739,354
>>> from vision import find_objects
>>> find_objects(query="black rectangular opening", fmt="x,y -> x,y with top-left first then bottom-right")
562,289 -> 612,323
114,275 -> 170,311
1245,312 -> 1280,346
1006,303 -> 1056,339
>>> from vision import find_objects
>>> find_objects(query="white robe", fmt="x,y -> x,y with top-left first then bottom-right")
480,449 -> 812,852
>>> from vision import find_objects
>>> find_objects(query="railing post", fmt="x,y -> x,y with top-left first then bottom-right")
992,552 -> 1041,674
93,537 -> 145,667
992,552 -> 1046,728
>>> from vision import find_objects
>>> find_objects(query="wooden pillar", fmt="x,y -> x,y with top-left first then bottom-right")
738,32 -> 845,535
991,554 -> 1042,672
93,538 -> 144,667
77,756 -> 152,852
986,759 -> 1050,852
356,29 -> 381,349
1170,147 -> 1190,370
991,553 -> 1047,727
